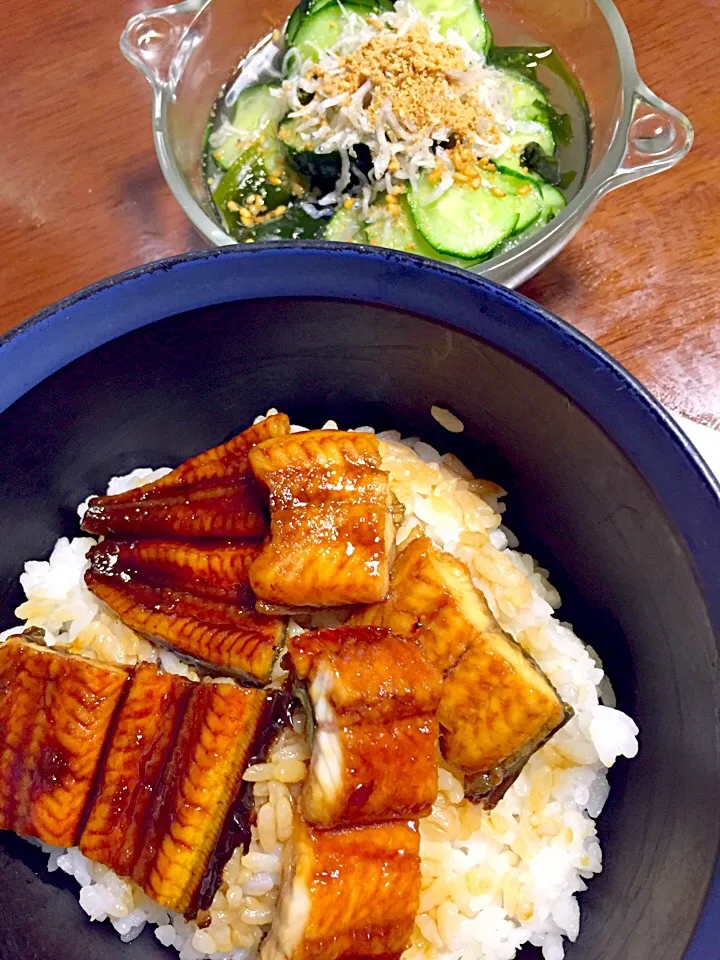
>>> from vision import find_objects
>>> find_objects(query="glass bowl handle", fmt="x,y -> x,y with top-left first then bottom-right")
120,0 -> 206,91
604,80 -> 694,192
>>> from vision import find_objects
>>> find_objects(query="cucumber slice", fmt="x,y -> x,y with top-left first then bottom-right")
408,174 -> 518,258
496,171 -> 544,233
408,167 -> 545,257
211,84 -> 286,171
324,203 -> 368,243
539,183 -> 566,219
279,115 -> 342,181
366,196 -> 480,265
286,0 -> 391,43
292,2 -> 379,62
496,73 -> 556,180
496,129 -> 556,180
213,136 -> 304,233
285,4 -> 305,44
411,0 -> 492,55
493,182 -> 566,255
508,74 -> 549,122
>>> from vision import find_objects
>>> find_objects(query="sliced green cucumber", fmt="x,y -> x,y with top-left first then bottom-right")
285,4 -> 305,45
508,74 -> 549,122
408,174 -> 518,258
539,182 -> 566,219
496,74 -> 556,180
495,171 -> 544,234
279,115 -> 342,181
292,2 -> 379,62
411,0 -> 492,55
324,203 -> 368,243
493,123 -> 555,180
213,137 -> 304,233
286,0 -> 391,43
497,136 -> 559,182
366,196 -> 480,265
212,84 -> 286,171
493,182 -> 566,255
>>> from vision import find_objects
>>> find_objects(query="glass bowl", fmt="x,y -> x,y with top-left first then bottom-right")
121,0 -> 693,287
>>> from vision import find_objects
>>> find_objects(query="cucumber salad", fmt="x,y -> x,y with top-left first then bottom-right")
205,0 -> 582,263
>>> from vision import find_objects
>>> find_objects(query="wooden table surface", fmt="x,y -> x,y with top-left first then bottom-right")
1,0 -> 718,427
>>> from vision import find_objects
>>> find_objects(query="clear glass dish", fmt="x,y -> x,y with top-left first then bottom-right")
121,0 -> 693,288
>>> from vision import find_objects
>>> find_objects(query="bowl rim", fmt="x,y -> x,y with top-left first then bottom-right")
0,243 -> 718,956
143,0 -> 649,277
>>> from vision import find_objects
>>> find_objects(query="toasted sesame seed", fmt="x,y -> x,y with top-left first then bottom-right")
343,197 -> 355,209
491,186 -> 506,198
517,184 -> 533,196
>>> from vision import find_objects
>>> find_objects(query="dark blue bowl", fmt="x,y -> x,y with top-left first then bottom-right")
0,245 -> 718,960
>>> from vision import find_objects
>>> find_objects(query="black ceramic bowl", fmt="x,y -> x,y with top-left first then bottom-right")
0,246 -> 718,960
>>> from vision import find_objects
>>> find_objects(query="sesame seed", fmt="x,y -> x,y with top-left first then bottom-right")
491,187 -> 506,198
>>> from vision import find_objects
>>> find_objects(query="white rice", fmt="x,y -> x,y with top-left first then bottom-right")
1,412 -> 638,960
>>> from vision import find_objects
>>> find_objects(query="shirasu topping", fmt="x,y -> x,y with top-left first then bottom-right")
278,1 -> 517,212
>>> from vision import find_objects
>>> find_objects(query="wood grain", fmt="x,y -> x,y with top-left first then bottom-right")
0,0 -> 717,426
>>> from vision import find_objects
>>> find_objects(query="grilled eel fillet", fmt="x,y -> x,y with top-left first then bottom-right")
248,431 -> 394,607
81,413 -> 290,540
261,817 -> 420,960
85,565 -> 285,682
131,677 -> 269,915
350,536 -> 571,802
289,627 -> 441,828
0,638 -> 128,847
80,663 -> 193,876
86,538 -> 260,605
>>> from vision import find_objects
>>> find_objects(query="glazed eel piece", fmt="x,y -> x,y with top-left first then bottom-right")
0,638 -> 291,917
129,677 -> 280,916
0,637 -> 128,847
81,417 -> 292,681
79,666 -> 292,915
248,430 -> 394,608
81,413 -> 290,540
288,626 -> 441,828
262,817 -> 420,960
350,536 -> 572,803
85,563 -> 286,682
86,538 -> 260,604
